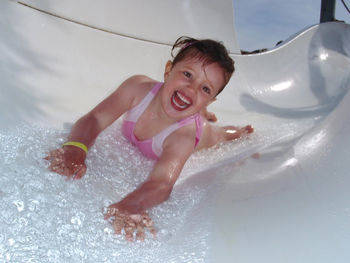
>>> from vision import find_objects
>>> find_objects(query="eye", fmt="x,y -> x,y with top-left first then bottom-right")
202,86 -> 211,95
183,71 -> 192,79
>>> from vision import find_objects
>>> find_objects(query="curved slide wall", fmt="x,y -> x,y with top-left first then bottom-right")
16,0 -> 240,52
1,1 -> 350,262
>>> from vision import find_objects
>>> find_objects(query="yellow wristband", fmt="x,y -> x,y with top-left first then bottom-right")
62,141 -> 88,154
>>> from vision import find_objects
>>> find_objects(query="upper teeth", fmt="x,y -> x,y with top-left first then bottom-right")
177,92 -> 191,104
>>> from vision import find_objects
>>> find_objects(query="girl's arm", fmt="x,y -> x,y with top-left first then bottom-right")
197,121 -> 254,150
68,75 -> 149,147
46,75 -> 151,178
105,128 -> 195,240
115,142 -> 192,213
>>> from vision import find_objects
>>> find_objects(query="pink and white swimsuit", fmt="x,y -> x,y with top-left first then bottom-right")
122,82 -> 203,160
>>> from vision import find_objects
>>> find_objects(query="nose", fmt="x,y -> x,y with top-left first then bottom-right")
186,81 -> 199,95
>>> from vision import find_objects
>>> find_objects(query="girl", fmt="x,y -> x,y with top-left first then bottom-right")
46,37 -> 253,241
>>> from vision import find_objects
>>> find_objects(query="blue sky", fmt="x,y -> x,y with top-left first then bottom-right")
234,0 -> 350,51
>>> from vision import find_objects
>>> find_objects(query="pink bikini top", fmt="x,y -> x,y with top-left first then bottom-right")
122,82 -> 203,160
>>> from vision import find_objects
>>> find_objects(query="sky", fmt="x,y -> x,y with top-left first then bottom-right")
233,0 -> 350,51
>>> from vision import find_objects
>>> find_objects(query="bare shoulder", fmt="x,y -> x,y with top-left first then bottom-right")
90,75 -> 159,119
118,75 -> 159,107
119,75 -> 156,91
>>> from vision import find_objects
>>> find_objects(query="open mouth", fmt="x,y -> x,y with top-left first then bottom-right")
171,91 -> 192,111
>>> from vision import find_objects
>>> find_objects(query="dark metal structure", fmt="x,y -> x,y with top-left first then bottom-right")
320,0 -> 336,22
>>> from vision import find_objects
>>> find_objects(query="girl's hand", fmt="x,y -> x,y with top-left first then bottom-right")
45,146 -> 87,179
104,204 -> 156,242
224,125 -> 254,141
201,108 -> 217,122
205,111 -> 218,122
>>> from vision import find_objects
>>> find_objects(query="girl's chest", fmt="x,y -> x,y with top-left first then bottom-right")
133,112 -> 172,141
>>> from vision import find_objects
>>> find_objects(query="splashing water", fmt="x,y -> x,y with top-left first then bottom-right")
0,117 -> 316,262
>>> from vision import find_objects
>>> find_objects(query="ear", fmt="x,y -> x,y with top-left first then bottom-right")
164,60 -> 173,81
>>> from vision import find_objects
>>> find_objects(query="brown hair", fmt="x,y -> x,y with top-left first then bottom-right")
171,36 -> 235,95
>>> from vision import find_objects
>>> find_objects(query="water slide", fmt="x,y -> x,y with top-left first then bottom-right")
1,0 -> 350,262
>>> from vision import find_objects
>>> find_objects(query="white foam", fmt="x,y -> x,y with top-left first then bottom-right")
0,117 -> 316,262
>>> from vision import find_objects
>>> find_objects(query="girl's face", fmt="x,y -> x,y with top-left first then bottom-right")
160,57 -> 226,120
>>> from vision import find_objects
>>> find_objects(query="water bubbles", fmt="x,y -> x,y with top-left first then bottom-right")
5,253 -> 11,261
13,200 -> 24,212
47,249 -> 60,261
103,227 -> 113,235
68,231 -> 77,240
58,224 -> 72,237
58,197 -> 68,208
28,199 -> 40,211
3,121 -> 304,262
8,238 -> 15,246
159,228 -> 168,236
16,217 -> 28,228
70,214 -> 82,226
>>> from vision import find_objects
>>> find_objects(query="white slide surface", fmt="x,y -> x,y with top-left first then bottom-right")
1,1 -> 350,262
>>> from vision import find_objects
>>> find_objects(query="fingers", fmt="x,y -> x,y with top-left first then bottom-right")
73,164 -> 87,179
223,124 -> 254,141
48,160 -> 66,176
47,151 -> 64,167
125,214 -> 155,242
133,213 -> 155,241
46,148 -> 69,175
104,208 -> 156,242
224,126 -> 240,141
142,214 -> 157,239
48,160 -> 75,178
129,214 -> 142,222
62,163 -> 75,177
45,148 -> 86,179
112,214 -> 125,235
45,148 -> 64,160
136,224 -> 145,241
104,206 -> 118,220
243,125 -> 254,134
238,125 -> 254,136
124,220 -> 136,242
130,213 -> 156,241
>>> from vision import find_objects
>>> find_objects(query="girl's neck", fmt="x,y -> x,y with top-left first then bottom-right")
148,92 -> 177,125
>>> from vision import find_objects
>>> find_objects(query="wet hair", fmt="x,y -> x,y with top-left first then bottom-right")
171,36 -> 235,95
